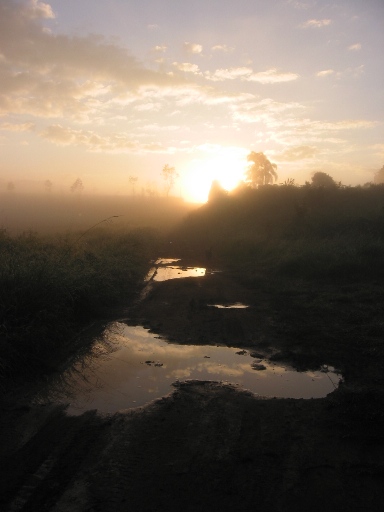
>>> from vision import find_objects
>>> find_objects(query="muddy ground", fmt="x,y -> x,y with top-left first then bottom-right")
1,259 -> 384,511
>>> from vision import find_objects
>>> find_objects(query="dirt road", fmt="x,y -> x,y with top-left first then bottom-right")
1,261 -> 384,511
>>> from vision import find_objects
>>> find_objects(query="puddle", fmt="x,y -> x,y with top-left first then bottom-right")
145,259 -> 207,282
208,303 -> 249,309
153,266 -> 206,281
37,323 -> 342,416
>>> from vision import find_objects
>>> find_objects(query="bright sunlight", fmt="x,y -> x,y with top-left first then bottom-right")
182,148 -> 247,203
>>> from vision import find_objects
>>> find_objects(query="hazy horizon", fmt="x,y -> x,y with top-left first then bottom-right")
1,0 -> 383,202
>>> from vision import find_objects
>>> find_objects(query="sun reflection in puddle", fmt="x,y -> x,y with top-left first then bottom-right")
144,259 -> 207,282
37,323 -> 342,416
154,266 -> 206,281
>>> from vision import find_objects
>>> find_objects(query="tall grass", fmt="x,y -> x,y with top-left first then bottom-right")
0,227 -> 159,384
221,234 -> 384,281
173,184 -> 384,281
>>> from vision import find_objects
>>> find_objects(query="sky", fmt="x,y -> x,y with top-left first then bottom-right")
0,0 -> 383,202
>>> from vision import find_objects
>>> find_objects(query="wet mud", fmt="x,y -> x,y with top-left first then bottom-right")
1,259 -> 384,511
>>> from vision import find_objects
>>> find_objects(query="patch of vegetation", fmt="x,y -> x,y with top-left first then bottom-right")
171,183 -> 384,389
0,227 -> 159,386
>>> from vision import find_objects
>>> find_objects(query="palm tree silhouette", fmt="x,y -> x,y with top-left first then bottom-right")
246,151 -> 278,187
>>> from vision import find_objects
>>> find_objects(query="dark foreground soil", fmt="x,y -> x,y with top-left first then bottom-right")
1,259 -> 384,511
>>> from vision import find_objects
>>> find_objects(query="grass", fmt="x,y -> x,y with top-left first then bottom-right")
0,226 -> 159,386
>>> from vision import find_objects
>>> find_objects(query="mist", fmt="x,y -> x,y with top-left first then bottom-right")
0,189 -> 198,236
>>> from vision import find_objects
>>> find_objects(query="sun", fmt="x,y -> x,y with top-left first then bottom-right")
182,149 -> 247,203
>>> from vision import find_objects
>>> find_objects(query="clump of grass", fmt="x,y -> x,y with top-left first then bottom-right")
0,227 -> 159,385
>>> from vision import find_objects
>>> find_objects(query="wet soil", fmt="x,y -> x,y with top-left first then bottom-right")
1,259 -> 384,511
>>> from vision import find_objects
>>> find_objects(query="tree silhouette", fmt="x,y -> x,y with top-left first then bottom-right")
44,179 -> 53,193
208,180 -> 228,202
70,178 -> 84,194
128,175 -> 138,195
246,152 -> 278,187
374,165 -> 384,184
311,172 -> 336,188
161,164 -> 179,196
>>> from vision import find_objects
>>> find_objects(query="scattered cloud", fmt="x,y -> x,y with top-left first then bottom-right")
231,98 -> 304,124
183,42 -> 203,54
317,69 -> 334,77
247,69 -> 299,84
211,44 -> 234,53
338,64 -> 365,79
205,67 -> 252,81
173,62 -> 202,75
0,122 -> 35,132
0,1 -> 189,122
40,124 -> 175,153
301,19 -> 332,28
277,145 -> 317,161
152,45 -> 167,53
348,43 -> 361,51
28,0 -> 55,20
205,67 -> 298,83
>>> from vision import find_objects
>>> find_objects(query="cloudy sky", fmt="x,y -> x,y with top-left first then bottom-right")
0,0 -> 383,201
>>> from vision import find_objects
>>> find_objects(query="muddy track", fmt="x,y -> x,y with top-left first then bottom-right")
1,262 -> 384,511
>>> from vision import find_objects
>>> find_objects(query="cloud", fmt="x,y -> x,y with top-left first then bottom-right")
277,145 -> 318,161
40,124 -> 174,153
0,122 -> 35,132
301,19 -> 332,28
316,69 -> 335,77
247,69 -> 299,84
211,44 -> 234,53
275,118 -> 376,135
348,43 -> 361,51
315,65 -> 365,82
173,62 -> 202,75
205,67 -> 298,84
0,1 -> 184,121
183,42 -> 203,55
27,0 -> 55,20
205,67 -> 252,81
231,98 -> 304,124
152,45 -> 167,53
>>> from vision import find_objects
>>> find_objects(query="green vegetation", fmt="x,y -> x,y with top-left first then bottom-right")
0,226 -> 159,386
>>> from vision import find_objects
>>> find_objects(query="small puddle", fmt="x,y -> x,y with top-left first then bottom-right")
153,266 -> 206,281
208,303 -> 249,309
145,258 -> 208,282
37,323 -> 342,416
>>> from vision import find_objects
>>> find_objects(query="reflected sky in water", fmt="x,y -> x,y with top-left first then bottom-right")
154,266 -> 206,281
39,323 -> 341,416
144,260 -> 207,282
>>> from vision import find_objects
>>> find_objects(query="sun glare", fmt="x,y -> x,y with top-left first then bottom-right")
182,150 -> 246,203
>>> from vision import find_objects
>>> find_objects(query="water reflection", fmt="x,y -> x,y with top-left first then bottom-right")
208,303 -> 249,309
154,266 -> 206,281
145,258 -> 208,282
36,323 -> 341,416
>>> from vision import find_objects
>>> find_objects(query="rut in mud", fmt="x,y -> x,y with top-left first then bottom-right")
1,259 -> 384,512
